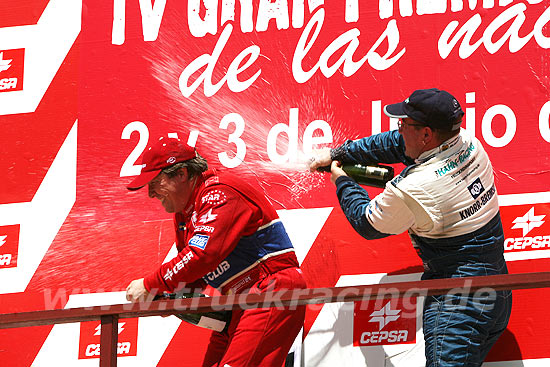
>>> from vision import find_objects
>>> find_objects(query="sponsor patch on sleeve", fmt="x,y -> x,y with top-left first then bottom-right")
201,189 -> 227,205
199,208 -> 218,224
189,234 -> 210,250
195,225 -> 215,233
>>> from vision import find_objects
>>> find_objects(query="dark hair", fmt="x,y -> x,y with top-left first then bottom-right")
431,117 -> 461,142
162,151 -> 208,179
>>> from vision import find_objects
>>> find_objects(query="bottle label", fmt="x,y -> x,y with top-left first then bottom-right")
342,164 -> 394,188
365,166 -> 385,179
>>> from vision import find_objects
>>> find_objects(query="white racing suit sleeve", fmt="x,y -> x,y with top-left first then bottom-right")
335,176 -> 415,240
365,184 -> 416,235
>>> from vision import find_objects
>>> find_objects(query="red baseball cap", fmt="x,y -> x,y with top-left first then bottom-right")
127,137 -> 196,191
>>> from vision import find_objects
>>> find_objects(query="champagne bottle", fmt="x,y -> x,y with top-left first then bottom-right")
317,164 -> 394,188
154,292 -> 231,332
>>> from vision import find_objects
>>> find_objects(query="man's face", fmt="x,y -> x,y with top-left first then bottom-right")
147,169 -> 193,213
398,117 -> 429,159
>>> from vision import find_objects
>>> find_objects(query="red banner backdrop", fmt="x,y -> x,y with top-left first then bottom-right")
1,1 -> 549,366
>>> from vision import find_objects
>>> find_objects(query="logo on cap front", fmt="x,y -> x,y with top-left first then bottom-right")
167,156 -> 176,164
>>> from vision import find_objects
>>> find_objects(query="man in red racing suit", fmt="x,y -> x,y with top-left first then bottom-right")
125,137 -> 306,367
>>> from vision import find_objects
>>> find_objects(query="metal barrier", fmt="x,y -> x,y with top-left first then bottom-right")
2,272 -> 550,366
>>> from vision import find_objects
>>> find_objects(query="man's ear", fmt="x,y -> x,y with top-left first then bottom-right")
424,127 -> 435,143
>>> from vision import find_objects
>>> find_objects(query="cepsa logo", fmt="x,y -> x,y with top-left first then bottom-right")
78,318 -> 138,359
0,225 -> 20,269
0,49 -> 24,92
502,204 -> 550,252
353,298 -> 416,346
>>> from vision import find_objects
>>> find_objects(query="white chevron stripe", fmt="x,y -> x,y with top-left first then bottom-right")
0,0 -> 81,115
277,207 -> 333,265
499,192 -> 550,206
0,120 -> 77,294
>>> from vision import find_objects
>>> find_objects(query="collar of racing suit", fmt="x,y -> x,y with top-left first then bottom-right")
180,170 -> 209,222
415,130 -> 463,164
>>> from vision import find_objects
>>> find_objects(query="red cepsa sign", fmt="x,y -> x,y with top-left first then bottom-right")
0,48 -> 24,92
501,204 -> 550,253
354,297 -> 417,346
0,224 -> 20,269
78,318 -> 139,359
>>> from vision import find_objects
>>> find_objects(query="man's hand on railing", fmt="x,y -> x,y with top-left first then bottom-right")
125,278 -> 151,303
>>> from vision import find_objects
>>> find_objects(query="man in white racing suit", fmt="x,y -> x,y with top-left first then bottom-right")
309,88 -> 512,367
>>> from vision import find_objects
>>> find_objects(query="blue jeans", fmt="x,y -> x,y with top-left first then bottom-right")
413,215 -> 513,367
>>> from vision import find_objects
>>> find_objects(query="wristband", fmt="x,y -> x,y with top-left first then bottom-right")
330,140 -> 352,161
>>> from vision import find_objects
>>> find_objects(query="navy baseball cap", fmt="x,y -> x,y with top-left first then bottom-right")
384,88 -> 464,131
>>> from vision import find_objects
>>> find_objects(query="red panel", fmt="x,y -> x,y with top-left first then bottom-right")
156,322 -> 211,367
0,225 -> 20,269
353,298 -> 417,346
487,259 -> 550,361
0,49 -> 24,92
79,318 -> 138,359
0,42 -> 78,204
0,1 -> 50,28
2,0 -> 550,366
502,204 -> 550,253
